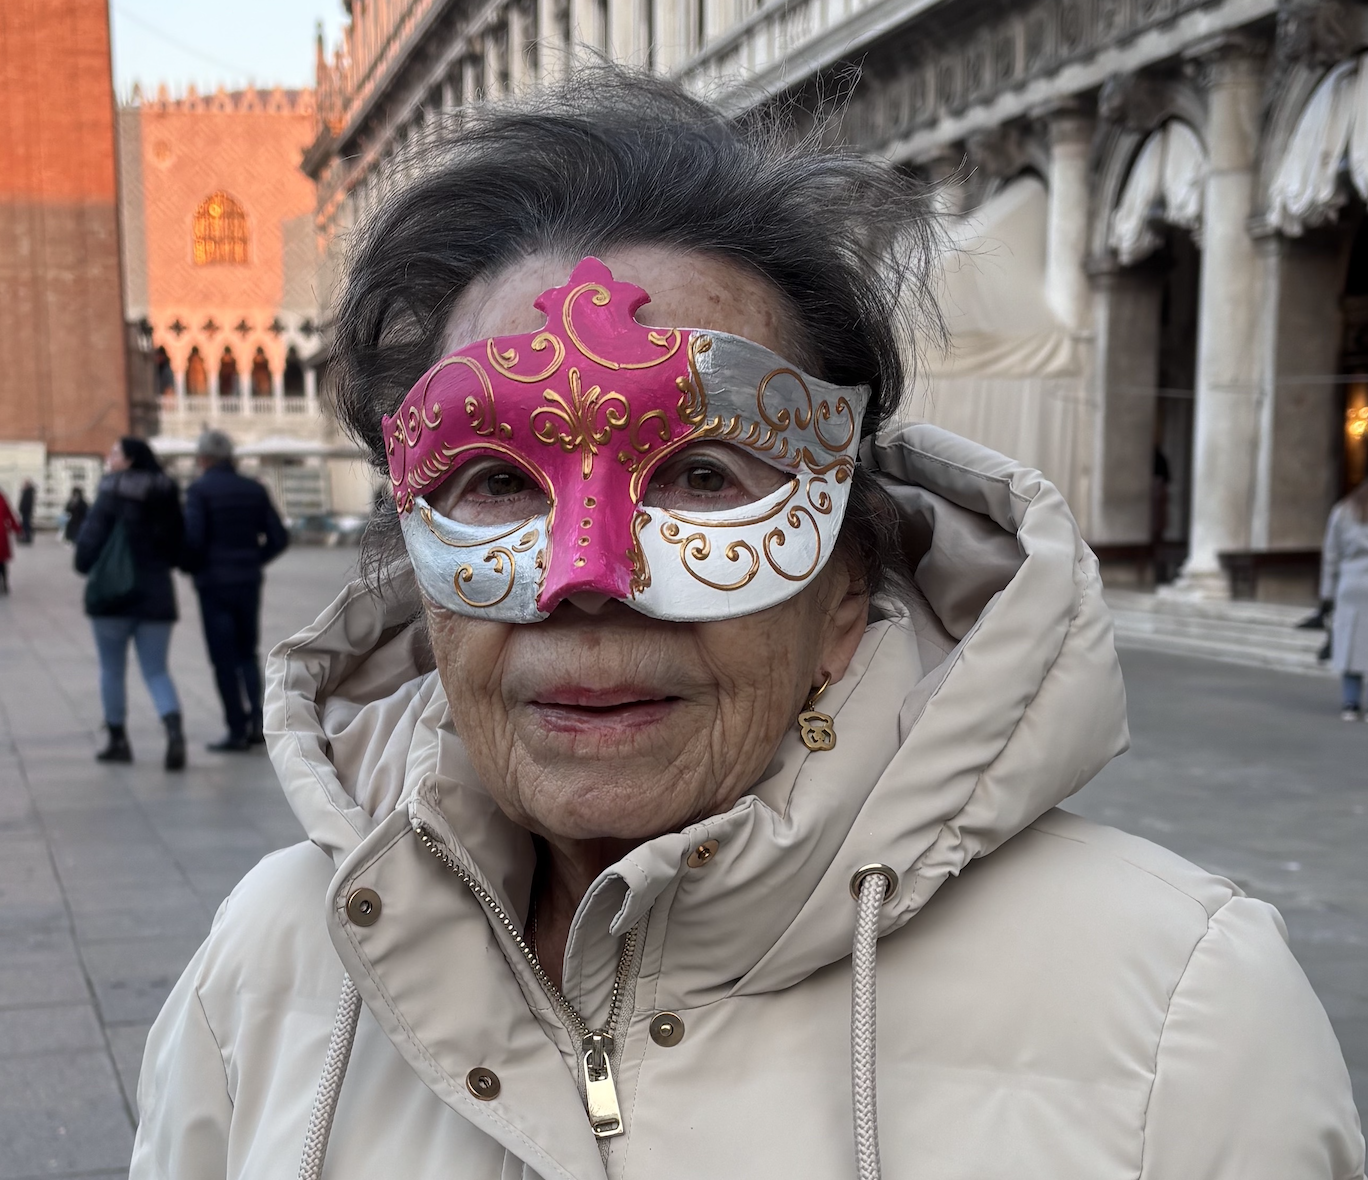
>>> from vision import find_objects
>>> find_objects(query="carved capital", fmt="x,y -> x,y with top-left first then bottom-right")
965,124 -> 1034,179
1275,0 -> 1359,70
1098,72 -> 1169,133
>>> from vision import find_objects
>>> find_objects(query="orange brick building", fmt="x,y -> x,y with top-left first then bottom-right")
0,0 -> 129,504
119,86 -> 370,516
121,86 -> 318,402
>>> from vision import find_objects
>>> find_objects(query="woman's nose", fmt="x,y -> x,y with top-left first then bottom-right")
564,591 -> 614,614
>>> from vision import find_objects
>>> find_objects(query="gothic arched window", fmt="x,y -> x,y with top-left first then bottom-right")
186,347 -> 207,396
193,191 -> 249,265
219,347 -> 239,397
250,347 -> 272,397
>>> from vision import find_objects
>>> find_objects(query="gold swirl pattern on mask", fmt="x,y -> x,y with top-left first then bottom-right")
531,368 -> 631,479
450,530 -> 542,610
486,333 -> 566,384
440,355 -> 512,440
763,506 -> 823,582
655,480 -> 826,591
628,509 -> 652,596
675,336 -> 859,481
659,521 -> 762,591
418,504 -> 540,550
562,282 -> 683,371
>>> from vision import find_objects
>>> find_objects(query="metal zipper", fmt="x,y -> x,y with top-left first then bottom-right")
415,822 -> 637,1139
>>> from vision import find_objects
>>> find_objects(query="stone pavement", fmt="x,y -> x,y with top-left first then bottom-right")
0,537 -> 1363,1178
0,536 -> 352,1180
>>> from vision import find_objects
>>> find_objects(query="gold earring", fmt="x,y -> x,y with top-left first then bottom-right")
798,676 -> 836,752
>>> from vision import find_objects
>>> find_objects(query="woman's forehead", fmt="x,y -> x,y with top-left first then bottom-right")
443,246 -> 803,360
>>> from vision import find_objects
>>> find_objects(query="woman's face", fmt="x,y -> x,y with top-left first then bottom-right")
425,247 -> 870,844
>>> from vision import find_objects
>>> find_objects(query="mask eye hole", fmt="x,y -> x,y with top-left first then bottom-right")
643,443 -> 788,513
427,458 -> 550,525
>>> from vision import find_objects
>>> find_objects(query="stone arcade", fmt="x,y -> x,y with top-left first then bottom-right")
306,0 -> 1368,601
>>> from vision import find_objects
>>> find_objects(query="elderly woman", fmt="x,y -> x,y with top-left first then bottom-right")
131,79 -> 1364,1179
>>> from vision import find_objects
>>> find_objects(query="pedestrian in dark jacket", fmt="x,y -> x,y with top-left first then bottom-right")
63,487 -> 89,543
75,438 -> 187,769
184,430 -> 288,751
18,480 -> 36,543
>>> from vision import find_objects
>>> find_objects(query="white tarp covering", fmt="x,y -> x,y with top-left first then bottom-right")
903,176 -> 1091,514
1268,56 -> 1368,234
1109,120 -> 1206,265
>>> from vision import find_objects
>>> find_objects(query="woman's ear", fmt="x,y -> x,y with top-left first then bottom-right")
816,562 -> 870,686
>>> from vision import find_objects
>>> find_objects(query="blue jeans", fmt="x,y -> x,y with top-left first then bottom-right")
1344,673 -> 1363,711
90,617 -> 181,725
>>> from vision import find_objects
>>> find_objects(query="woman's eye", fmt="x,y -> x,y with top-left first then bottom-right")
428,461 -> 548,524
684,466 -> 727,493
643,444 -> 788,511
484,470 -> 527,497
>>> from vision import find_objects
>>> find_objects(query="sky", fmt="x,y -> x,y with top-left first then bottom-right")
108,0 -> 350,101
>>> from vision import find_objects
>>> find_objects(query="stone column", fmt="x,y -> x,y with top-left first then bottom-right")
462,53 -> 482,106
304,365 -> 319,416
572,0 -> 606,59
1171,40 -> 1265,596
537,0 -> 564,81
1088,264 -> 1163,545
272,366 -> 285,419
508,4 -> 529,92
607,0 -> 641,63
923,148 -> 967,217
1250,230 -> 1343,551
1044,108 -> 1094,333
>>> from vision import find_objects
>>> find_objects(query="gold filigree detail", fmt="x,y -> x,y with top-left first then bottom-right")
763,506 -> 822,582
628,509 -> 651,595
680,350 -> 859,479
676,335 -> 712,425
660,521 -> 762,591
454,547 -> 518,609
434,355 -> 512,439
531,368 -> 630,479
563,282 -> 682,370
486,333 -> 567,385
419,505 -> 539,549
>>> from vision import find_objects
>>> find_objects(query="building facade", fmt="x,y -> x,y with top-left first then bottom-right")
119,86 -> 372,518
305,0 -> 1368,600
0,0 -> 129,517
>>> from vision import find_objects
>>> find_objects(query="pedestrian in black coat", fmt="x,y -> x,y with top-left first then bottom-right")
184,430 -> 288,751
18,480 -> 35,543
75,438 -> 186,769
63,487 -> 89,543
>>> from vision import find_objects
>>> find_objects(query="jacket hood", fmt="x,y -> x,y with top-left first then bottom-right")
264,422 -> 1128,1002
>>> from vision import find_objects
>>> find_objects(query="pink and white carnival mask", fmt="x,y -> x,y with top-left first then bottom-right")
383,257 -> 869,623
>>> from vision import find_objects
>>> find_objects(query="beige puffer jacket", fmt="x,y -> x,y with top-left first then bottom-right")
130,424 -> 1365,1180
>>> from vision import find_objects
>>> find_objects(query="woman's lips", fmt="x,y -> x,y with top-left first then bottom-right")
525,687 -> 681,736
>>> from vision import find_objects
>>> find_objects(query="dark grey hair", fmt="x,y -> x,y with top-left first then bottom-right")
196,428 -> 235,463
332,70 -> 943,599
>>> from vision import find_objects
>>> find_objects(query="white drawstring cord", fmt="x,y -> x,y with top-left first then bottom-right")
852,870 -> 890,1180
298,972 -> 362,1180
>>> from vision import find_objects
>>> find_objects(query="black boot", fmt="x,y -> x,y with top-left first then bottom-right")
162,712 -> 186,771
96,724 -> 132,763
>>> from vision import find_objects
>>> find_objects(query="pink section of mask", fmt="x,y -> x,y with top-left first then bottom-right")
382,257 -> 699,610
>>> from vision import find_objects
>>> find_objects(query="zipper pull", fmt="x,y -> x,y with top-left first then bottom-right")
581,1032 -> 624,1139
